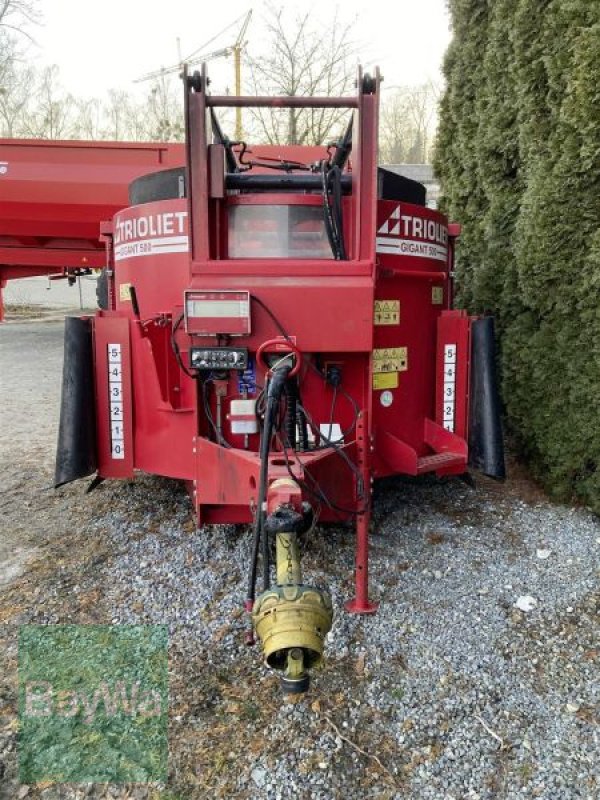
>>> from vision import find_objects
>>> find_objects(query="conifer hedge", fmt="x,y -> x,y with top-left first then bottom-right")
436,1 -> 600,507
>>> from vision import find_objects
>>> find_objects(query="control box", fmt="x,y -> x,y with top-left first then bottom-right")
184,290 -> 251,336
189,347 -> 249,371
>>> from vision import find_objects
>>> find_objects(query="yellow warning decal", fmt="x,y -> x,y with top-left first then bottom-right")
373,347 -> 408,373
373,372 -> 399,390
374,299 -> 400,325
119,283 -> 132,302
432,287 -> 444,305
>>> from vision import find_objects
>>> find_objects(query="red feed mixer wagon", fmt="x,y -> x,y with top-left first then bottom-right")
55,65 -> 504,693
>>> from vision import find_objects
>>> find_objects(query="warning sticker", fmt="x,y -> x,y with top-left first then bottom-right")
374,299 -> 400,326
119,283 -> 132,302
432,287 -> 444,305
238,357 -> 257,396
373,372 -> 399,390
373,347 -> 408,373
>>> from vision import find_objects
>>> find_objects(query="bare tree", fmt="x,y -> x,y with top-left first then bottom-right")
0,0 -> 39,39
72,97 -> 103,139
245,3 -> 356,145
0,59 -> 32,135
0,0 -> 40,136
102,89 -> 136,140
0,0 -> 39,80
23,64 -> 73,138
145,74 -> 184,141
379,82 -> 440,165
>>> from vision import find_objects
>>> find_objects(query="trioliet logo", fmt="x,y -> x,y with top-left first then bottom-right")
114,209 -> 189,261
376,204 -> 448,262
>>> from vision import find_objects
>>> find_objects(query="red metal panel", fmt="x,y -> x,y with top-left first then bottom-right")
194,440 -> 260,512
128,322 -> 196,481
193,438 -> 358,524
94,313 -> 134,479
0,139 -> 184,240
190,259 -> 372,277
112,199 -> 189,316
188,275 -> 374,353
371,200 -> 451,455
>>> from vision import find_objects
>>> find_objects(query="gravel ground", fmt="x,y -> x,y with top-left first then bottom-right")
0,320 -> 598,799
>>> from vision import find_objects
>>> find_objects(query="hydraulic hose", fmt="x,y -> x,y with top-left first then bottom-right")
321,162 -> 347,260
246,365 -> 292,605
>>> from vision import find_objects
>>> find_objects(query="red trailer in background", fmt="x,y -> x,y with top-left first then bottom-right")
0,138 -> 184,320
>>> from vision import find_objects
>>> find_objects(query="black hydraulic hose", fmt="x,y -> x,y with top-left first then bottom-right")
321,162 -> 347,260
259,400 -> 274,592
209,107 -> 239,174
247,407 -> 271,604
246,366 -> 292,604
247,515 -> 263,609
321,162 -> 339,259
329,165 -> 347,260
332,114 -> 353,171
295,384 -> 309,451
296,407 -> 309,451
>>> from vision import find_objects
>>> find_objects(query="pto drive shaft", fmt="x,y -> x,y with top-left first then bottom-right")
252,507 -> 333,694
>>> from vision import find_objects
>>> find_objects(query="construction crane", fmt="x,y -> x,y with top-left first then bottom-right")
134,10 -> 252,139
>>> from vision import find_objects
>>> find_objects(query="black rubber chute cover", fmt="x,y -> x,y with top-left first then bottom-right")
468,317 -> 506,479
54,316 -> 98,487
129,167 -> 186,205
377,167 -> 426,206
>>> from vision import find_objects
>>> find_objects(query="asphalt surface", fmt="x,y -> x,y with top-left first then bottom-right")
0,321 -> 65,585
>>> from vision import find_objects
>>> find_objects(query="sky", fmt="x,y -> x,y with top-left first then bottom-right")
31,0 -> 452,99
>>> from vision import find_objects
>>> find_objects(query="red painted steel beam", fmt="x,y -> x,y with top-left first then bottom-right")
206,96 -> 359,109
0,248 -> 104,271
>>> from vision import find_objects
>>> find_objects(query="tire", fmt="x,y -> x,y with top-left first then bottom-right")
128,167 -> 186,205
96,269 -> 109,310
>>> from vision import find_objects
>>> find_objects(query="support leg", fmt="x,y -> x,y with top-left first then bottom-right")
0,279 -> 6,323
345,411 -> 378,614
